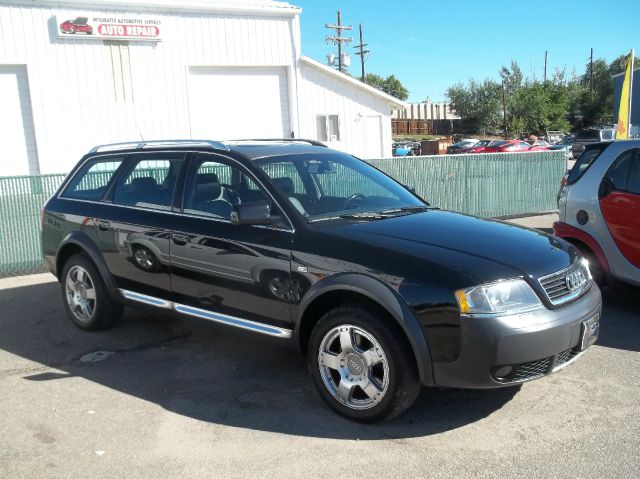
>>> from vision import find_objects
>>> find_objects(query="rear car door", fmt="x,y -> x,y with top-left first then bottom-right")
599,148 -> 640,268
98,152 -> 186,301
169,153 -> 294,331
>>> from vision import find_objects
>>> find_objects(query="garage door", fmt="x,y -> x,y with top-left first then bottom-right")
188,67 -> 290,140
0,65 -> 39,176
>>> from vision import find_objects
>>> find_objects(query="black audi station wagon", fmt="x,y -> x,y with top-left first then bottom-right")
42,139 -> 602,422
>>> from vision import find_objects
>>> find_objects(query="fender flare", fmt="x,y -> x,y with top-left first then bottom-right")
56,231 -> 121,302
294,273 -> 434,386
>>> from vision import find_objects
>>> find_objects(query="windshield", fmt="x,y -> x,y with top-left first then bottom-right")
567,143 -> 609,185
254,152 -> 427,221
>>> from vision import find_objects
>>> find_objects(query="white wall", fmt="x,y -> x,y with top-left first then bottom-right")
297,62 -> 393,159
0,2 -> 297,174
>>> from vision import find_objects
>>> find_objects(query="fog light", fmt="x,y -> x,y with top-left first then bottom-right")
494,365 -> 513,379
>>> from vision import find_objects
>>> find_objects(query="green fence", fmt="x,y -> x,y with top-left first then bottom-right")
0,151 -> 565,277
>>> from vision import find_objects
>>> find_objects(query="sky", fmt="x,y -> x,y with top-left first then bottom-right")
294,0 -> 640,103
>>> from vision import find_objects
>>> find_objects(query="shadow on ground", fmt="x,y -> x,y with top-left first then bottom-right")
1,279 -> 637,439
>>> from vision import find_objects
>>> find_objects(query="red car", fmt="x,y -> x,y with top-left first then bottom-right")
59,17 -> 93,35
527,140 -> 552,151
483,140 -> 536,153
458,139 -> 493,153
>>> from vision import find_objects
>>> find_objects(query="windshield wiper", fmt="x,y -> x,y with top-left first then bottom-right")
378,205 -> 439,215
338,212 -> 388,220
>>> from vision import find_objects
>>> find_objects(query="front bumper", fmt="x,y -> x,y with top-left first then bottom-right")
431,283 -> 602,388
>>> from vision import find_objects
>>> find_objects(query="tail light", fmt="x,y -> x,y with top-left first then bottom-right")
560,174 -> 568,188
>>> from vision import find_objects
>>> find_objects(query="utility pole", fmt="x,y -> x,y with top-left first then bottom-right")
353,23 -> 369,83
502,80 -> 508,139
325,11 -> 352,72
589,47 -> 594,100
544,50 -> 547,84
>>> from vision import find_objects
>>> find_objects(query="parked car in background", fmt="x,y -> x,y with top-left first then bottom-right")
59,17 -> 94,34
483,140 -> 533,153
458,139 -> 493,154
555,140 -> 640,287
546,130 -> 565,144
446,138 -> 479,154
392,140 -> 421,157
42,139 -> 601,422
527,140 -> 552,151
548,136 -> 574,162
572,128 -> 615,159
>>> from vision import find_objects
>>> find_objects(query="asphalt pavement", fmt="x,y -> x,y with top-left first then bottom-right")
0,256 -> 639,477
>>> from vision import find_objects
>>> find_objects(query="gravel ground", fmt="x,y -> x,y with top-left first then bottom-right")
0,271 -> 638,478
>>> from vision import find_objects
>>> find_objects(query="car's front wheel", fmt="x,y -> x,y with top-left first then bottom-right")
61,254 -> 122,331
308,304 -> 420,422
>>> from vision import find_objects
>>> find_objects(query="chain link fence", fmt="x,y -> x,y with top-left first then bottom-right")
0,150 -> 565,277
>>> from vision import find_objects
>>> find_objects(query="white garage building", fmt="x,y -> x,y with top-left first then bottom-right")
0,0 -> 405,176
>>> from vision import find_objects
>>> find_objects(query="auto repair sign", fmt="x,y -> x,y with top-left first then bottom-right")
56,14 -> 162,41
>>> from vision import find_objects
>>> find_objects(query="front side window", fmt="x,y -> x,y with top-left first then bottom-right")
254,152 -> 426,221
63,157 -> 125,200
316,115 -> 340,142
184,155 -> 274,221
604,149 -> 640,193
112,154 -> 184,210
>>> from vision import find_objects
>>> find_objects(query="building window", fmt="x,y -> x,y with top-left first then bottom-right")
316,114 -> 340,142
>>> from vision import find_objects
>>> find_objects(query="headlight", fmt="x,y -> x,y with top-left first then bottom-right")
455,279 -> 542,315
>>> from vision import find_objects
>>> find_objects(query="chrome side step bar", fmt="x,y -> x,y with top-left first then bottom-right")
119,289 -> 292,339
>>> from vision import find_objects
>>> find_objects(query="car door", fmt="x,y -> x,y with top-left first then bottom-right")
169,153 -> 294,330
98,152 -> 186,301
599,148 -> 640,268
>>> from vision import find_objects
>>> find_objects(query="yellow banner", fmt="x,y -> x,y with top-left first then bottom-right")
616,53 -> 633,140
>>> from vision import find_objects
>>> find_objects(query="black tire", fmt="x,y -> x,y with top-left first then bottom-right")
60,254 -> 122,331
308,303 -> 420,422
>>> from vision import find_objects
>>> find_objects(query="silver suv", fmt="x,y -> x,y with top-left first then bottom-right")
572,128 -> 615,159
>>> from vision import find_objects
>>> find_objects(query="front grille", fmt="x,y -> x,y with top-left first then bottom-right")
492,357 -> 552,383
554,347 -> 580,368
539,261 -> 590,306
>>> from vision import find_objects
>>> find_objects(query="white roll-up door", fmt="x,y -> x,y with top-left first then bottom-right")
0,65 -> 39,176
188,67 -> 290,140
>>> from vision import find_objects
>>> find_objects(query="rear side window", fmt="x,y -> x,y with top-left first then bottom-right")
112,154 -> 184,210
604,149 -> 640,194
567,144 -> 608,185
63,158 -> 125,200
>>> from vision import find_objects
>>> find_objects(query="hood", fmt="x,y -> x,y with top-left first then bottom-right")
319,210 -> 578,282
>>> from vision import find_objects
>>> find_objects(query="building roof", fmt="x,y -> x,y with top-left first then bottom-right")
300,56 -> 408,110
7,0 -> 301,16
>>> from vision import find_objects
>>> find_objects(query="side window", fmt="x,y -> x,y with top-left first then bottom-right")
112,154 -> 184,210
601,130 -> 613,141
625,152 -> 640,195
184,156 -> 270,220
316,114 -> 340,142
605,150 -> 634,191
63,157 -> 125,200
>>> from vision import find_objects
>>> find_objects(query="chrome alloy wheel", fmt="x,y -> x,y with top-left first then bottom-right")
134,247 -> 154,270
318,324 -> 390,410
65,265 -> 97,323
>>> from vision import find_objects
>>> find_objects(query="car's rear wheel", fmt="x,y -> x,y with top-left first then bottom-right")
308,304 -> 420,422
61,254 -> 122,331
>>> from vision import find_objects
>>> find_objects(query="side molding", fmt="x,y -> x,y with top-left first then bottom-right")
295,273 -> 435,386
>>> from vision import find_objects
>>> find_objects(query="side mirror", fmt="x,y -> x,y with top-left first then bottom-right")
598,178 -> 615,199
403,184 -> 416,193
231,201 -> 279,226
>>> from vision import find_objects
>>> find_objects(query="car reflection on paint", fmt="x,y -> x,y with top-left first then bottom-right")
119,230 -> 308,302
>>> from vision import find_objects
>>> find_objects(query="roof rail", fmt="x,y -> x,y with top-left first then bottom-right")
88,139 -> 230,154
229,138 -> 328,148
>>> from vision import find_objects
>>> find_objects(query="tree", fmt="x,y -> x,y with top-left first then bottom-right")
365,73 -> 409,101
447,79 -> 502,134
500,60 -> 523,95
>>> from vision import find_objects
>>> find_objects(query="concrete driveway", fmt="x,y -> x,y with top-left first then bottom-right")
0,273 -> 638,478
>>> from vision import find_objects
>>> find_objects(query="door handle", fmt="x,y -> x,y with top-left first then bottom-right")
172,234 -> 189,245
98,220 -> 110,231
